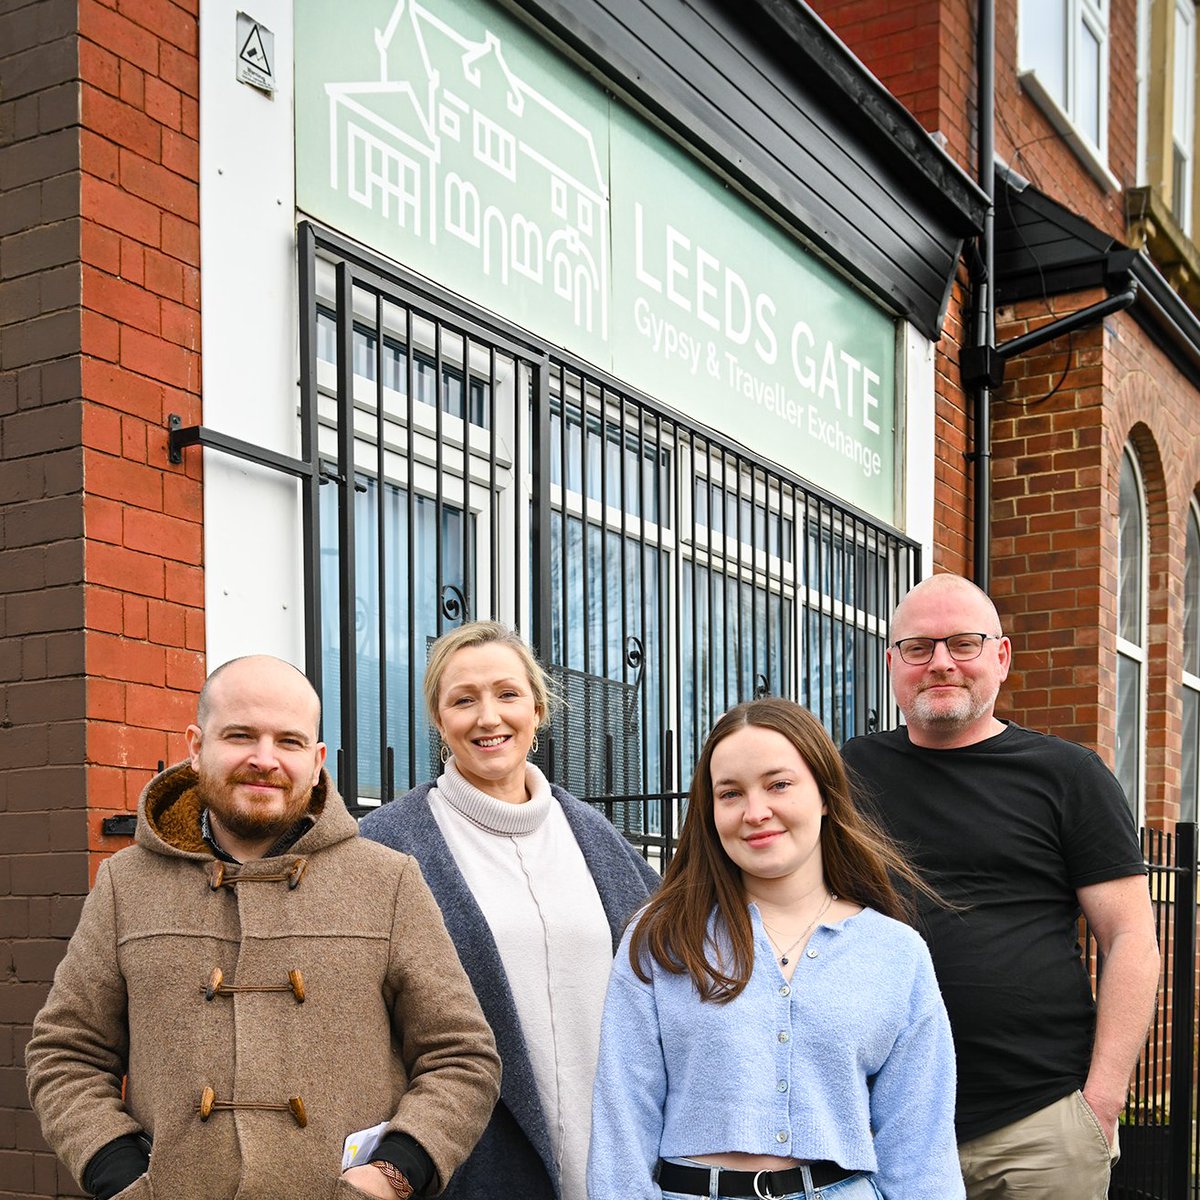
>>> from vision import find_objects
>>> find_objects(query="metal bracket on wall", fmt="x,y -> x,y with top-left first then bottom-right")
166,413 -> 316,480
960,280 -> 1139,390
101,762 -> 166,838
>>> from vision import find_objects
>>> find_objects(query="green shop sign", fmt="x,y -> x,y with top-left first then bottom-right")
295,0 -> 898,520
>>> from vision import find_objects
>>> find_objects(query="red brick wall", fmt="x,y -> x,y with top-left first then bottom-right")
0,4 -> 87,1194
991,297 -> 1198,827
811,0 -> 981,576
811,1 -> 946,133
988,298 -> 1110,748
818,0 -> 1197,825
0,1 -> 203,1195
932,271 -> 973,574
78,0 -> 205,882
1102,322 -> 1199,828
990,0 -> 1139,234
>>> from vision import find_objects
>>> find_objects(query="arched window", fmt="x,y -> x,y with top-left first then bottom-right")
1116,447 -> 1147,817
1183,499 -> 1200,822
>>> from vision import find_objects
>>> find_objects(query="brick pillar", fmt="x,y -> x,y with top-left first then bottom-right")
989,301 -> 1109,755
1,2 -> 203,1196
0,3 -> 87,1195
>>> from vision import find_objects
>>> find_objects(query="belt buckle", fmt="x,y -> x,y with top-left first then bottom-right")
752,1170 -> 775,1200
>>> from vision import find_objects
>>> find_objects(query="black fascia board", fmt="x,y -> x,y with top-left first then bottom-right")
495,0 -> 986,340
745,0 -> 987,231
993,172 -> 1200,387
994,171 -> 1135,303
1130,253 -> 1200,390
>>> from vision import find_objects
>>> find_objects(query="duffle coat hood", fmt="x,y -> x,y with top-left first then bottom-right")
26,761 -> 501,1199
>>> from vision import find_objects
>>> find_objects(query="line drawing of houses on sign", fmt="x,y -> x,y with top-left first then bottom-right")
324,0 -> 610,340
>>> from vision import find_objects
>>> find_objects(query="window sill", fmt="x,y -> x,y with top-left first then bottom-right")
1018,69 -> 1120,193
1126,185 -> 1200,315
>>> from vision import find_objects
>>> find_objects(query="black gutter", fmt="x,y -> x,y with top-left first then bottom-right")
996,284 -> 1139,361
1130,253 -> 1200,389
961,283 -> 1140,389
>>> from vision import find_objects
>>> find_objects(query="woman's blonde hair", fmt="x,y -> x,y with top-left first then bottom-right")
423,620 -> 555,728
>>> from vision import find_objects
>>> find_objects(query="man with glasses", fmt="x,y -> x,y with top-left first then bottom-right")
842,573 -> 1158,1200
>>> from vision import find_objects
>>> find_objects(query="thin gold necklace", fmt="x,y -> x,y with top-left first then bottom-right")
762,892 -> 836,965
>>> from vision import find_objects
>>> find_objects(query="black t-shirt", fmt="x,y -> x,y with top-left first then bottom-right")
841,721 -> 1145,1142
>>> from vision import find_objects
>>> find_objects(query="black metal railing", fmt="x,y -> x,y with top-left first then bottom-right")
299,221 -> 920,823
1107,823 -> 1197,1200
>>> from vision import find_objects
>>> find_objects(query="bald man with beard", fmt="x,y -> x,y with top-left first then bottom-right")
842,574 -> 1159,1200
28,655 -> 501,1200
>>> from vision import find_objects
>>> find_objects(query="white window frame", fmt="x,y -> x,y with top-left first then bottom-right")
1172,0 -> 1196,233
1183,499 -> 1200,823
1018,0 -> 1119,190
1136,0 -> 1152,185
1116,446 -> 1148,822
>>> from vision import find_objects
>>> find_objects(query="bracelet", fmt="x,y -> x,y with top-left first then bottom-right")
369,1160 -> 415,1200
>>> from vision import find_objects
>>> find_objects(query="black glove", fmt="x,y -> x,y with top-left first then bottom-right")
83,1132 -> 151,1199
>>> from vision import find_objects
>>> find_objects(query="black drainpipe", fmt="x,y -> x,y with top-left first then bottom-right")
972,0 -> 995,591
964,0 -> 1138,590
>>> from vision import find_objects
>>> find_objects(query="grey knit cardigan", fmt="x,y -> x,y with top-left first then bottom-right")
359,781 -> 660,1200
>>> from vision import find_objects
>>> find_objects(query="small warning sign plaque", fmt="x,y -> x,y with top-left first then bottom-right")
236,12 -> 275,93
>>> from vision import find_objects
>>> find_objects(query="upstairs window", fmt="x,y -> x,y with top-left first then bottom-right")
1019,0 -> 1114,186
1173,0 -> 1195,232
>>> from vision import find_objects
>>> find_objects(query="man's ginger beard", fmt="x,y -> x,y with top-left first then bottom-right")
197,762 -> 314,842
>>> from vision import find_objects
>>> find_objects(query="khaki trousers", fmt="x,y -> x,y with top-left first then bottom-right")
957,1091 -> 1119,1200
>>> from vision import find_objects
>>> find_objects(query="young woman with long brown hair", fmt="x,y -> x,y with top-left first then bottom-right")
587,698 -> 963,1200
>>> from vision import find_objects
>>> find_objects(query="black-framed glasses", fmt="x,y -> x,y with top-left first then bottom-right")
891,633 -> 1003,666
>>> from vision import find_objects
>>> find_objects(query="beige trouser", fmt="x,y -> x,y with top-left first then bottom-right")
957,1091 -> 1119,1200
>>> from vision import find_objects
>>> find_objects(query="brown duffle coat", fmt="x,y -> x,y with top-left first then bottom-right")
26,762 -> 501,1199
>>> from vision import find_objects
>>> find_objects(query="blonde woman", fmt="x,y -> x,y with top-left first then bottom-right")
360,621 -> 659,1200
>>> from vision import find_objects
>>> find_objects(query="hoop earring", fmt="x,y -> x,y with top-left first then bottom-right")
440,743 -> 451,765
530,733 -> 539,755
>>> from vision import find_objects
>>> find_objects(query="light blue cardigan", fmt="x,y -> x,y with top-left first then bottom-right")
588,905 -> 964,1200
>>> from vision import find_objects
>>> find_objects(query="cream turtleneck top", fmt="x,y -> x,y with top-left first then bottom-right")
429,760 -> 613,1200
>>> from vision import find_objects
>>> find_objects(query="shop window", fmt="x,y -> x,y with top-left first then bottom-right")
802,508 -> 893,749
302,228 -> 917,851
320,478 -> 473,797
1172,0 -> 1195,233
310,261 -> 523,802
1019,0 -> 1113,185
316,308 -> 490,428
1116,447 -> 1147,817
679,450 -> 797,772
1183,500 -> 1200,822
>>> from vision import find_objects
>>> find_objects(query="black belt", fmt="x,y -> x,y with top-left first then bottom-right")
657,1160 -> 858,1197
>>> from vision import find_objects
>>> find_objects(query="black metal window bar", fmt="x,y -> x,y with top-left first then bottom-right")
1102,823 -> 1197,1200
300,221 -> 919,866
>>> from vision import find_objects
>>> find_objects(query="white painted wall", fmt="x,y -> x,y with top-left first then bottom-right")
901,322 -> 936,580
199,3 -> 305,671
